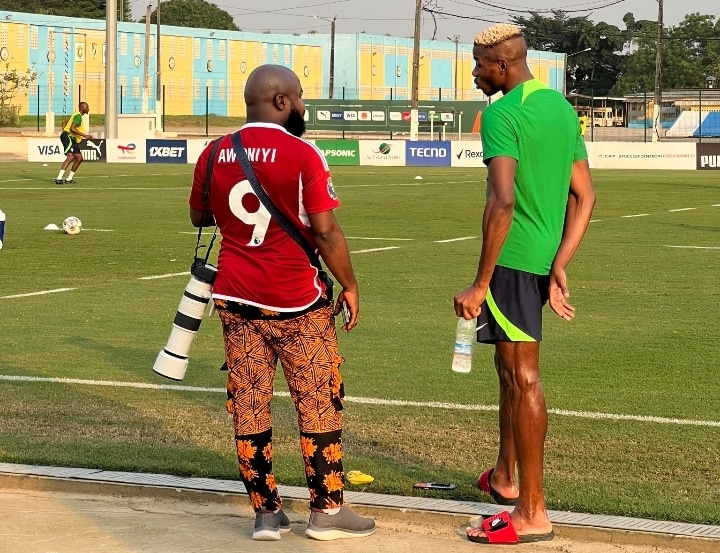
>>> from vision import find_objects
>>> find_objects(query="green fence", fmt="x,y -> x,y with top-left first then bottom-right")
304,100 -> 486,134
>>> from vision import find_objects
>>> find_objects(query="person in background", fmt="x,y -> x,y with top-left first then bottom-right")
579,114 -> 588,136
454,23 -> 596,545
55,102 -> 92,185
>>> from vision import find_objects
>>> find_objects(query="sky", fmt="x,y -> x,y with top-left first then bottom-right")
130,0 -> 717,42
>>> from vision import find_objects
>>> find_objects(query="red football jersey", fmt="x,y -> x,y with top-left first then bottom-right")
189,123 -> 339,311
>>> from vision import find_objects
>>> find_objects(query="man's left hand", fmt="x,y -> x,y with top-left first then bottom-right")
548,265 -> 575,321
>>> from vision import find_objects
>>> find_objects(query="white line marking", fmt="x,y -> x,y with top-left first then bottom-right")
669,208 -> 697,212
138,272 -> 190,280
1,288 -> 76,299
1,375 -> 718,428
622,214 -> 650,218
350,246 -> 400,254
435,236 -> 477,243
666,245 -> 720,250
339,180 -> 475,188
589,220 -> 601,223
83,229 -> 115,232
346,237 -> 413,241
713,204 -> 720,207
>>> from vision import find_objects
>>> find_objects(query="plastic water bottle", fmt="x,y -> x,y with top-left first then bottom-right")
0,209 -> 5,250
452,317 -> 476,373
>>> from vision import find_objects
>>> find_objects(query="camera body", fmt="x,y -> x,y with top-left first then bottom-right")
152,259 -> 217,381
190,257 -> 217,285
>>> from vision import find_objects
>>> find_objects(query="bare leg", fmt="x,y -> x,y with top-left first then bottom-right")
492,348 -> 519,499
71,154 -> 83,172
61,154 -> 74,170
468,341 -> 551,539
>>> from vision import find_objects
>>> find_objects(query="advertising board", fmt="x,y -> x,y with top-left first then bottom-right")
696,143 -> 720,170
106,139 -> 146,163
314,140 -> 360,166
358,140 -> 406,167
146,139 -> 188,164
451,141 -> 484,168
406,141 -> 452,167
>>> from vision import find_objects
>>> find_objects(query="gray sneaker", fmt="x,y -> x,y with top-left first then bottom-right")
252,509 -> 291,541
305,506 -> 376,540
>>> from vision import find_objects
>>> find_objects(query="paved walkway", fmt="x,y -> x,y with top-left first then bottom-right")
0,463 -> 718,553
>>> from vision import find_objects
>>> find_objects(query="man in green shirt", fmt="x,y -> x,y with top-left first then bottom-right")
55,102 -> 92,185
454,24 -> 595,544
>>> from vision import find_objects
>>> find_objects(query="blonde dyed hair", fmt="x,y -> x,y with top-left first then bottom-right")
474,24 -> 523,48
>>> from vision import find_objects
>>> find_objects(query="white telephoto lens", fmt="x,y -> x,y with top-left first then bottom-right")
153,276 -> 212,381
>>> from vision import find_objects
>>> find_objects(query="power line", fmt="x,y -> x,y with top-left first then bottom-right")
216,0 -> 353,15
467,0 -> 628,15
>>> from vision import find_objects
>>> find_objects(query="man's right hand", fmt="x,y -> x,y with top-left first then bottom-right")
453,284 -> 486,320
335,287 -> 358,332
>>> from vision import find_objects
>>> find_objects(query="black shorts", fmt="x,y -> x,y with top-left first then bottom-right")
476,266 -> 550,343
60,132 -> 81,154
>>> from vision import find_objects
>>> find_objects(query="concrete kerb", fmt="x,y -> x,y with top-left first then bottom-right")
1,469 -> 719,553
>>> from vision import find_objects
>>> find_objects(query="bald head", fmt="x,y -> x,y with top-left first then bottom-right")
245,65 -> 301,107
244,64 -> 306,135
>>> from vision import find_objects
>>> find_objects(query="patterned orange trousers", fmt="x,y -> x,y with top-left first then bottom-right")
217,303 -> 346,511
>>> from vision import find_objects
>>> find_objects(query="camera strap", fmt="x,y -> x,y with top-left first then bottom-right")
195,138 -> 222,263
230,130 -> 332,295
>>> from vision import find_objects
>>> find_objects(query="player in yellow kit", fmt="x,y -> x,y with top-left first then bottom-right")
55,102 -> 92,184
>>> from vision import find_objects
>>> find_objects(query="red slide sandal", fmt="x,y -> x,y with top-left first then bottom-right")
467,511 -> 555,545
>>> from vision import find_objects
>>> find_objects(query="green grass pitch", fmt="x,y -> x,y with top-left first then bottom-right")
1,162 -> 719,524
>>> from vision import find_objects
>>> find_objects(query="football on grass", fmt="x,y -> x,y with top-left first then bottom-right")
62,216 -> 82,235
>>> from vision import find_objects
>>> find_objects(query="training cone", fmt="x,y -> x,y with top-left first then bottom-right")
414,175 -> 423,180
44,223 -> 60,230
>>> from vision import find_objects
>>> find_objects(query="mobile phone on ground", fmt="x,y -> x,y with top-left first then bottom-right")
413,482 -> 458,491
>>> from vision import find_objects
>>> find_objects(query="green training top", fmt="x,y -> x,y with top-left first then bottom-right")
481,79 -> 587,275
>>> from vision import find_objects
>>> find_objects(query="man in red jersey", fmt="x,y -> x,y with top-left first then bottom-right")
189,65 -> 374,542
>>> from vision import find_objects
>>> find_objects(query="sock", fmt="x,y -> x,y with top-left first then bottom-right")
66,171 -> 75,181
56,170 -> 65,180
321,507 -> 341,515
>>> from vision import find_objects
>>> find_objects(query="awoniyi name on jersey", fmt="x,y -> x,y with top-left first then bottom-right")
217,147 -> 277,163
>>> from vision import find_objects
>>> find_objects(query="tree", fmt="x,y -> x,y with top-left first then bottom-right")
0,0 -> 131,22
140,0 -> 239,32
611,13 -> 720,95
512,11 -> 623,96
0,63 -> 37,126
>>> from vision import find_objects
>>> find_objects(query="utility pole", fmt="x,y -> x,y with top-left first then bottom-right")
142,4 -> 151,113
330,16 -> 336,99
314,15 -> 336,99
105,0 -> 118,139
447,35 -> 460,100
156,0 -> 162,132
652,0 -> 663,142
410,0 -> 422,140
